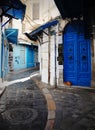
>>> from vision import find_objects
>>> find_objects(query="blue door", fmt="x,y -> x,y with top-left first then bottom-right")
27,46 -> 34,68
63,21 -> 91,87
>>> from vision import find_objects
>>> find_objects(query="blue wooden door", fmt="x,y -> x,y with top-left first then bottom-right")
63,21 -> 91,87
27,46 -> 34,68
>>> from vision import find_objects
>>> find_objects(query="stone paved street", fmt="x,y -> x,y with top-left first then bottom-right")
0,69 -> 95,130
31,75 -> 95,130
0,69 -> 48,130
49,88 -> 95,130
6,68 -> 38,81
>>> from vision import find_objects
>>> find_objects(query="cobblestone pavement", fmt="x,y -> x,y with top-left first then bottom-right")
6,68 -> 38,81
1,69 -> 95,130
0,70 -> 48,130
49,87 -> 95,130
31,75 -> 95,130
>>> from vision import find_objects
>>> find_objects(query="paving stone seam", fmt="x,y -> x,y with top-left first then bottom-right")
31,77 -> 56,130
0,86 -> 6,98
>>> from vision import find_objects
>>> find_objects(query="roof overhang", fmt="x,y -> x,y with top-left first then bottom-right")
54,0 -> 83,19
0,0 -> 26,20
54,0 -> 95,37
25,19 -> 58,41
54,0 -> 95,19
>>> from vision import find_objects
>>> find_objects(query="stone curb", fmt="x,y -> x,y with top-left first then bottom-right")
30,76 -> 56,130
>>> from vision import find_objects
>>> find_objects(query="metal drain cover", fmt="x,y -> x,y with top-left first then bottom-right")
2,108 -> 38,124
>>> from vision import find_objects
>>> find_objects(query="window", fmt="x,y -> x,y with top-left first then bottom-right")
32,3 -> 39,20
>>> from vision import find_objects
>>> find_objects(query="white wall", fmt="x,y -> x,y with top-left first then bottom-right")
12,19 -> 22,35
40,25 -> 60,86
50,35 -> 55,85
41,29 -> 49,83
23,0 -> 60,33
40,0 -> 60,22
24,0 -> 43,33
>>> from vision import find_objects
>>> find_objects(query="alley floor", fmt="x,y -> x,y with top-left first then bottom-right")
32,76 -> 95,130
0,68 -> 95,130
50,87 -> 95,130
0,69 -> 47,130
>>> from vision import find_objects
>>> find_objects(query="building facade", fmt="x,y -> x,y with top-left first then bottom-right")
25,0 -> 95,88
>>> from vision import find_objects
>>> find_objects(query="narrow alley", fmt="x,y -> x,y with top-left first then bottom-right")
0,0 -> 95,130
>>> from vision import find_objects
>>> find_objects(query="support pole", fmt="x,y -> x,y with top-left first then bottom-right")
48,29 -> 50,84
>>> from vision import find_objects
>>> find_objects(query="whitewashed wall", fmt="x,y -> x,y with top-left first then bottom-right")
12,19 -> 22,34
41,29 -> 49,83
50,26 -> 59,86
49,21 -> 67,86
23,0 -> 60,33
40,0 -> 60,22
50,34 -> 55,85
40,24 -> 63,86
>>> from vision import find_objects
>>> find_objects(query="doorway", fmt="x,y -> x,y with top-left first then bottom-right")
63,21 -> 91,87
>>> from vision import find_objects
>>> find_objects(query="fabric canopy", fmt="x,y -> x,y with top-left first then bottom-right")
5,29 -> 18,44
0,0 -> 26,20
25,19 -> 58,41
